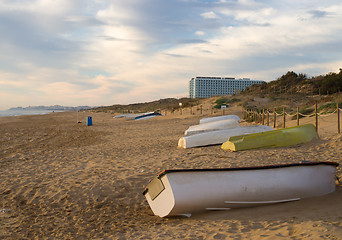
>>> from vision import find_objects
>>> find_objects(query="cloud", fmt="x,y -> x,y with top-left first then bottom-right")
177,39 -> 208,44
195,30 -> 205,36
1,0 -> 342,110
201,11 -> 219,19
309,10 -> 329,19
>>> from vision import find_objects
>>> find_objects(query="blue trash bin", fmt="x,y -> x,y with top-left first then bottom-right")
87,116 -> 92,126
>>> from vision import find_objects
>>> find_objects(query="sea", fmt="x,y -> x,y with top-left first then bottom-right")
0,109 -> 66,117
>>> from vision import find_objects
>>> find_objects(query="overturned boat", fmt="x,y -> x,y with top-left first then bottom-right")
185,119 -> 240,136
135,112 -> 162,120
178,125 -> 273,148
200,115 -> 241,124
143,162 -> 338,217
113,113 -> 141,119
222,124 -> 318,151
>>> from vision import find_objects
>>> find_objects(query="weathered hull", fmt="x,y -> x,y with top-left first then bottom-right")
143,162 -> 338,217
222,124 -> 319,151
185,119 -> 240,136
199,115 -> 241,124
178,125 -> 273,148
135,112 -> 162,120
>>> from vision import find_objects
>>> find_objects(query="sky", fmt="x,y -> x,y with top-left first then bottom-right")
1,0 -> 342,110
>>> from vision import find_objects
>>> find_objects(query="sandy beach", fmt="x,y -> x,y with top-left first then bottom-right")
1,107 -> 342,239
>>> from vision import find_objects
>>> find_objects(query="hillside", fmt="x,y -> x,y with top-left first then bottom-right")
93,69 -> 342,115
243,69 -> 342,96
93,98 -> 200,113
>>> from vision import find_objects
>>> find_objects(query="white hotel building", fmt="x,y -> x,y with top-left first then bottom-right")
189,76 -> 265,98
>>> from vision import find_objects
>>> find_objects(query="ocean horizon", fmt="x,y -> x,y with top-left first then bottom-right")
0,109 -> 67,117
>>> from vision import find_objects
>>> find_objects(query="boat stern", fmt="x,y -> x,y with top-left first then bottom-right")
143,175 -> 176,217
221,139 -> 237,151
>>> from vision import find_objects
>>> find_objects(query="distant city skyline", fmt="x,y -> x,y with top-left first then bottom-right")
1,0 -> 342,110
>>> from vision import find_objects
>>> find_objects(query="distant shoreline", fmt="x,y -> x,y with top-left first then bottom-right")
0,109 -> 67,117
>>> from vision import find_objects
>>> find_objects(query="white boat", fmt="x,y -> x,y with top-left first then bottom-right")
113,114 -> 136,119
113,112 -> 157,120
200,115 -> 241,124
178,125 -> 273,148
143,162 -> 338,218
113,114 -> 126,119
185,119 -> 240,136
135,112 -> 162,120
113,113 -> 143,120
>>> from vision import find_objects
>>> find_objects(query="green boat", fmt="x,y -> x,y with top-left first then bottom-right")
221,124 -> 318,151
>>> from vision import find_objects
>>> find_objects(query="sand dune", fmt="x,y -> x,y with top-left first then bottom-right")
1,109 -> 341,239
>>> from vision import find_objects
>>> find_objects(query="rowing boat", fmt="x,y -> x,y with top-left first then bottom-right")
143,162 -> 338,217
178,125 -> 273,148
199,115 -> 241,124
222,124 -> 318,151
135,112 -> 162,120
185,119 -> 240,136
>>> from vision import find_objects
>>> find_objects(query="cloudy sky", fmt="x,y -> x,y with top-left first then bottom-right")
1,0 -> 342,110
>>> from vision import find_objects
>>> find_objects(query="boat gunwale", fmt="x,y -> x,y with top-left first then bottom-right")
142,161 -> 338,196
157,162 -> 338,177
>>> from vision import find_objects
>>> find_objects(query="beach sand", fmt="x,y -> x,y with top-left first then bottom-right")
1,108 -> 341,239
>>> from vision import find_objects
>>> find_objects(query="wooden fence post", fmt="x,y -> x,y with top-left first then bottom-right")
200,105 -> 203,115
315,103 -> 318,132
297,106 -> 299,126
338,103 -> 340,134
190,107 -> 193,115
273,108 -> 276,128
267,109 -> 269,126
283,107 -> 286,128
256,111 -> 259,123
257,112 -> 260,123
262,109 -> 265,125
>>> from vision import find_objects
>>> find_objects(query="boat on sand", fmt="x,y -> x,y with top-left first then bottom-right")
178,125 -> 273,148
143,162 -> 338,217
222,124 -> 318,151
113,112 -> 161,120
135,112 -> 162,120
185,119 -> 240,136
199,115 -> 241,124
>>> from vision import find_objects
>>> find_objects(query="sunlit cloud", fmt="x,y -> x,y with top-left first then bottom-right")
195,31 -> 205,36
200,11 -> 219,19
1,0 -> 342,109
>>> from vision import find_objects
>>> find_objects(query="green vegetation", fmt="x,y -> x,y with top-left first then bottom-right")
214,97 -> 240,109
92,69 -> 341,115
93,97 -> 199,113
243,68 -> 342,96
318,102 -> 342,114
